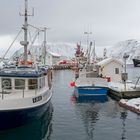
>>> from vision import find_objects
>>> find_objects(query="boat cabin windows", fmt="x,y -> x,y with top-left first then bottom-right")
115,68 -> 119,74
15,79 -> 25,89
1,77 -> 46,90
28,79 -> 38,90
2,78 -> 12,89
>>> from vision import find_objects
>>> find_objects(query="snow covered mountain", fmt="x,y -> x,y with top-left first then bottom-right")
108,39 -> 140,61
12,39 -> 140,62
47,40 -> 140,61
46,42 -> 76,58
46,42 -> 106,59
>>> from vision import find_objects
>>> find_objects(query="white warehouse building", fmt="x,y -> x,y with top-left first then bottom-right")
97,58 -> 124,82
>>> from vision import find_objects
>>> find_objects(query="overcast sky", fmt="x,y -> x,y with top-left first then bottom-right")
0,0 -> 140,53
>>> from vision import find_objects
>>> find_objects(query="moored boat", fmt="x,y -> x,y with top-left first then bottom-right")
0,0 -> 52,130
73,39 -> 109,99
132,58 -> 140,67
74,76 -> 109,98
0,66 -> 52,129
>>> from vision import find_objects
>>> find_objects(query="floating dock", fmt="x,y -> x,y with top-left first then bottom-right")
108,82 -> 140,100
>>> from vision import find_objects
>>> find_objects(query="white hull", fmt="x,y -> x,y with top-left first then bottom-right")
0,89 -> 52,111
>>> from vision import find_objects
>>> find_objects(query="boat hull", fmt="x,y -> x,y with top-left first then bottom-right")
0,97 -> 51,130
0,88 -> 52,130
132,59 -> 140,67
74,86 -> 108,98
75,95 -> 108,103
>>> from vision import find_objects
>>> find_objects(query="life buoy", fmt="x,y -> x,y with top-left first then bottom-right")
2,80 -> 11,88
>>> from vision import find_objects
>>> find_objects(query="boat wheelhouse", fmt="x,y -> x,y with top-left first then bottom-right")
0,66 -> 52,101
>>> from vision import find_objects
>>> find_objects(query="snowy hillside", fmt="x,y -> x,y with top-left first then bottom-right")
46,42 -> 106,58
12,40 -> 140,61
47,40 -> 140,61
108,39 -> 140,61
47,42 -> 76,58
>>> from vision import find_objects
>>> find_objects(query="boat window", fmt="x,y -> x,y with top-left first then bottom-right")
15,79 -> 25,89
28,79 -> 38,90
2,78 -> 12,89
115,68 -> 119,74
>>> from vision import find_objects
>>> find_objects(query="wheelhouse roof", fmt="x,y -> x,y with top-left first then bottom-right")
0,66 -> 49,78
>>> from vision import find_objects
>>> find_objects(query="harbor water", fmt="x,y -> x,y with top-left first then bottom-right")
0,66 -> 140,140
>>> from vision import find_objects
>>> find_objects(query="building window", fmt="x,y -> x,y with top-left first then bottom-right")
115,68 -> 119,74
2,78 -> 12,89
15,79 -> 25,89
28,79 -> 38,90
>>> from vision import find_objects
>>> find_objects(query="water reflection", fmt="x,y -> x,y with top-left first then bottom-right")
71,95 -> 108,140
0,103 -> 53,140
120,111 -> 127,140
75,103 -> 101,140
71,94 -> 130,140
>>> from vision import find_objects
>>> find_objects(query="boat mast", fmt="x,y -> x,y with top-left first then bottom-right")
20,0 -> 32,62
23,0 -> 28,61
42,27 -> 47,65
84,31 -> 92,64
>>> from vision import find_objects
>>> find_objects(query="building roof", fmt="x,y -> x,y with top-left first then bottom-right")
97,58 -> 124,67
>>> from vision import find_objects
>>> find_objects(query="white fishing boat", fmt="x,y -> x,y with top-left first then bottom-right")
0,0 -> 52,130
74,41 -> 109,99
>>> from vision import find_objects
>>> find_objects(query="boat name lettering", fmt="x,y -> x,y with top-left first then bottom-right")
32,96 -> 42,103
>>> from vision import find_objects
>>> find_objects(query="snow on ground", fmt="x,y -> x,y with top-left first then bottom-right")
120,98 -> 140,110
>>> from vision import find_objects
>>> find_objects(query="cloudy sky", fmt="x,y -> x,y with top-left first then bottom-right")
0,0 -> 140,56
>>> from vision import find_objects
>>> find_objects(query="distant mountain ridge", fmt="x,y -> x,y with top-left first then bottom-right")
47,40 -> 140,61
12,40 -> 140,61
108,39 -> 140,61
47,42 -> 76,58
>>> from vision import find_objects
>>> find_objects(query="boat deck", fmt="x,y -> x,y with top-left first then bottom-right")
75,77 -> 108,88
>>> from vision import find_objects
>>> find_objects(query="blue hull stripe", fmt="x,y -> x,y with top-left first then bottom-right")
75,86 -> 108,96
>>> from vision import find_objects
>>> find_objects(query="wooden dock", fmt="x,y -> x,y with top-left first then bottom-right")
108,82 -> 140,100
52,65 -> 72,70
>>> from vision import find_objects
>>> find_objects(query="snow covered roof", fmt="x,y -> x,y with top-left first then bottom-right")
97,58 -> 124,67
47,51 -> 61,57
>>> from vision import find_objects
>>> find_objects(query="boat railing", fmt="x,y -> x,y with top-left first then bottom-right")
0,84 -> 39,100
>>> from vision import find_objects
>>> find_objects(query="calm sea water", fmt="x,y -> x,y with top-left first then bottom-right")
1,66 -> 140,140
